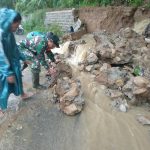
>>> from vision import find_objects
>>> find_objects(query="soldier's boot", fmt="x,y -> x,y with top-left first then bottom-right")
32,72 -> 46,90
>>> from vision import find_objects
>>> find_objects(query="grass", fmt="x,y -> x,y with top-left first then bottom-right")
22,9 -> 64,36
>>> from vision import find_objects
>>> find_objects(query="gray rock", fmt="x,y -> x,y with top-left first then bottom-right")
87,53 -> 98,64
137,115 -> 150,125
85,65 -> 93,72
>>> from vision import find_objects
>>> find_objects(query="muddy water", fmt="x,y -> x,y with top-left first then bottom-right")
72,70 -> 150,150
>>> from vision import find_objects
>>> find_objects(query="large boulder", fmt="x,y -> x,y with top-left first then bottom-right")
86,52 -> 98,65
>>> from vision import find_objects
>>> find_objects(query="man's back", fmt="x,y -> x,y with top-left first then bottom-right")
20,31 -> 47,55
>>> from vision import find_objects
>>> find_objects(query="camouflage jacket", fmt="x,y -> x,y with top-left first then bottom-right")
19,31 -> 55,70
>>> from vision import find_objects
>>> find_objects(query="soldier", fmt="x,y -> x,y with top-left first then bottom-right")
19,31 -> 60,89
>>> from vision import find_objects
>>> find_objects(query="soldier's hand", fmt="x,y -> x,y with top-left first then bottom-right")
7,76 -> 15,83
55,58 -> 61,64
51,62 -> 56,67
48,67 -> 56,75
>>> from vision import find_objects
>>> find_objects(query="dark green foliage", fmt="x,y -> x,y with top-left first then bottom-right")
128,0 -> 143,7
0,0 -> 15,8
23,10 -> 46,32
14,0 -> 149,14
23,9 -> 63,36
16,0 -> 52,14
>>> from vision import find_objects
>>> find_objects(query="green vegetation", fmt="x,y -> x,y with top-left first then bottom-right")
23,10 -> 63,36
0,0 -> 14,8
48,23 -> 64,36
23,10 -> 46,32
0,1 -> 149,12
128,0 -> 143,7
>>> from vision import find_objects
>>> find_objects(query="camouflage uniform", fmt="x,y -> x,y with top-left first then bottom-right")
18,31 -> 55,89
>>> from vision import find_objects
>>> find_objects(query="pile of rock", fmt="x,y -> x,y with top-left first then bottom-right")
64,27 -> 150,111
74,28 -> 150,72
48,61 -> 85,116
52,77 -> 84,116
46,61 -> 72,88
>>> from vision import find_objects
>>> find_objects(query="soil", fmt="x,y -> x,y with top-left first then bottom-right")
78,6 -> 150,33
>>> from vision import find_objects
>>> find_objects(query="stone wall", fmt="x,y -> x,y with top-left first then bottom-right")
44,9 -> 78,32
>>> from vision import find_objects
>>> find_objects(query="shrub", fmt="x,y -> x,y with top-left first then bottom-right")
46,23 -> 64,36
23,10 -> 64,36
128,0 -> 143,7
23,10 -> 46,32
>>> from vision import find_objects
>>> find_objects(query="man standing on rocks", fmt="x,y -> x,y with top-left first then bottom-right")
18,31 -> 60,89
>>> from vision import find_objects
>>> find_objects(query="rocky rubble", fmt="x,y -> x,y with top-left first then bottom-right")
48,61 -> 85,116
52,77 -> 84,116
46,61 -> 72,88
64,27 -> 150,112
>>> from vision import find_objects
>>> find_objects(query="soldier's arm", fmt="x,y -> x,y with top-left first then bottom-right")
39,49 -> 49,70
36,39 -> 50,70
16,44 -> 26,61
46,51 -> 55,62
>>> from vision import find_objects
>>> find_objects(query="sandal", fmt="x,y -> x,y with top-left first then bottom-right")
21,92 -> 34,101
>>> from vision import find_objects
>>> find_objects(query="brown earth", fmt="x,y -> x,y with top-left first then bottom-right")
78,6 -> 150,33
